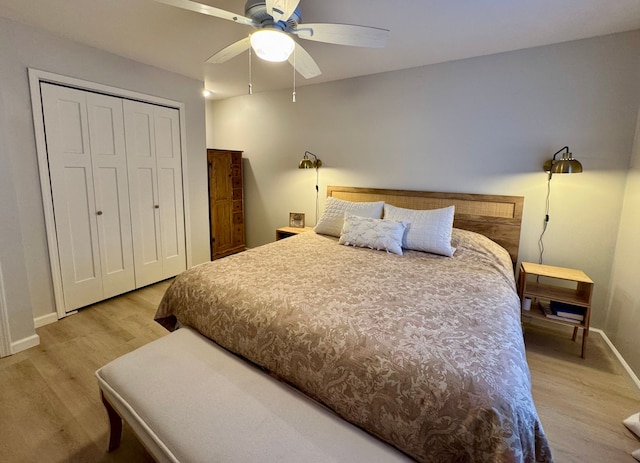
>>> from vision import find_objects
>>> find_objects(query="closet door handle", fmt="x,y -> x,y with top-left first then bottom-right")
154,205 -> 160,209
96,211 -> 103,216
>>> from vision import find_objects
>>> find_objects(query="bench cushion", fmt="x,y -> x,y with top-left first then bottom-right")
96,327 -> 413,463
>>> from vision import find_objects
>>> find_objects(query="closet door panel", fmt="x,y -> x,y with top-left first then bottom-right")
123,100 -> 163,287
63,168 -> 99,281
41,84 -> 103,311
159,168 -> 179,257
135,167 -> 161,262
154,107 -> 186,278
95,167 -> 123,268
87,93 -> 135,298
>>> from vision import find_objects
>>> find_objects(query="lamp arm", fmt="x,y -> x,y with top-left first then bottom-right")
546,146 -> 570,180
551,146 -> 569,162
304,150 -> 318,162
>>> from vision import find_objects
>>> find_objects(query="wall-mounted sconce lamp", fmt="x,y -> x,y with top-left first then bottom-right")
543,146 -> 583,176
298,151 -> 322,225
298,151 -> 322,169
538,146 -> 583,264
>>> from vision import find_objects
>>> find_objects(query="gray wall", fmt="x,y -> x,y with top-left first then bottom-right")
606,108 -> 640,375
208,31 -> 640,373
0,90 -> 34,344
0,17 -> 209,347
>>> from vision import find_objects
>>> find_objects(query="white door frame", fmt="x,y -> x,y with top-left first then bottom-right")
28,68 -> 193,319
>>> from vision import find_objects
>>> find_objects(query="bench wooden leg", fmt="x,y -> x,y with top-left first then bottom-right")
101,390 -> 123,452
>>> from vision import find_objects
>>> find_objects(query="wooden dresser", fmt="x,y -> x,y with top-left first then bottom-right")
207,149 -> 245,259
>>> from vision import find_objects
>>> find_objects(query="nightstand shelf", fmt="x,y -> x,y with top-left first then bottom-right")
517,262 -> 594,358
275,226 -> 313,241
521,282 -> 591,307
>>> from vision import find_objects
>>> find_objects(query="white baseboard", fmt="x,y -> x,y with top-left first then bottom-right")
34,312 -> 59,328
592,328 -> 640,392
11,333 -> 40,355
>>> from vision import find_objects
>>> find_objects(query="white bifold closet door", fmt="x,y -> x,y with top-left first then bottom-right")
41,84 -> 186,312
41,84 -> 135,310
123,100 -> 186,287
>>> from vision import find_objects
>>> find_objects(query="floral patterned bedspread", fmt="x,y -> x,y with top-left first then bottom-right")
155,229 -> 553,463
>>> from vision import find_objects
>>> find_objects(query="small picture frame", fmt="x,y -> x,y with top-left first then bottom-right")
289,212 -> 305,228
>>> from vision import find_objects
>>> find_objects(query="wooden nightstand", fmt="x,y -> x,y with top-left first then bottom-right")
275,226 -> 313,241
517,262 -> 594,358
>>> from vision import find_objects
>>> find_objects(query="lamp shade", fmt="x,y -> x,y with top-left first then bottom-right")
299,158 -> 315,169
298,151 -> 322,169
543,146 -> 583,174
250,30 -> 295,62
550,155 -> 583,174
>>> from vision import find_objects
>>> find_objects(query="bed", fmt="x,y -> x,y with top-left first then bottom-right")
155,186 -> 552,462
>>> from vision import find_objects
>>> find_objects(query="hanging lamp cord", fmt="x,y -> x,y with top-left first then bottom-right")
538,173 -> 552,265
315,166 -> 319,225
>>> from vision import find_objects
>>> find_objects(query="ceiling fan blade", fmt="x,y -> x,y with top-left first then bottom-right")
288,42 -> 321,79
206,37 -> 251,63
293,23 -> 389,48
266,0 -> 300,23
153,0 -> 257,27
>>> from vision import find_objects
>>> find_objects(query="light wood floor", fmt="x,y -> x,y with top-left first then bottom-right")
1,280 -> 639,462
525,321 -> 640,462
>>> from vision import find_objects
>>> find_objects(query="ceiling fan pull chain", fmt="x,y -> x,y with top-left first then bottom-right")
248,45 -> 253,95
292,46 -> 296,103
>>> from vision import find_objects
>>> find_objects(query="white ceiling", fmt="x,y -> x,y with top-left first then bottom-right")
1,0 -> 640,99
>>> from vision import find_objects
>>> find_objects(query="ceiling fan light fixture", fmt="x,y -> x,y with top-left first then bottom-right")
250,29 -> 295,62
155,0 -> 390,81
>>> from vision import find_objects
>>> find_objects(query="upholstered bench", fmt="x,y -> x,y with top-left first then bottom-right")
96,327 -> 413,463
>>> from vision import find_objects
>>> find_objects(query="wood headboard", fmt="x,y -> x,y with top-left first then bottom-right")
327,186 -> 524,265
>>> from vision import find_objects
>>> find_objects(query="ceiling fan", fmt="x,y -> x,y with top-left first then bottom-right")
153,0 -> 390,79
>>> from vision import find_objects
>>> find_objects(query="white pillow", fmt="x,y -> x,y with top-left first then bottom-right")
383,204 -> 455,256
314,197 -> 384,237
338,215 -> 406,255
